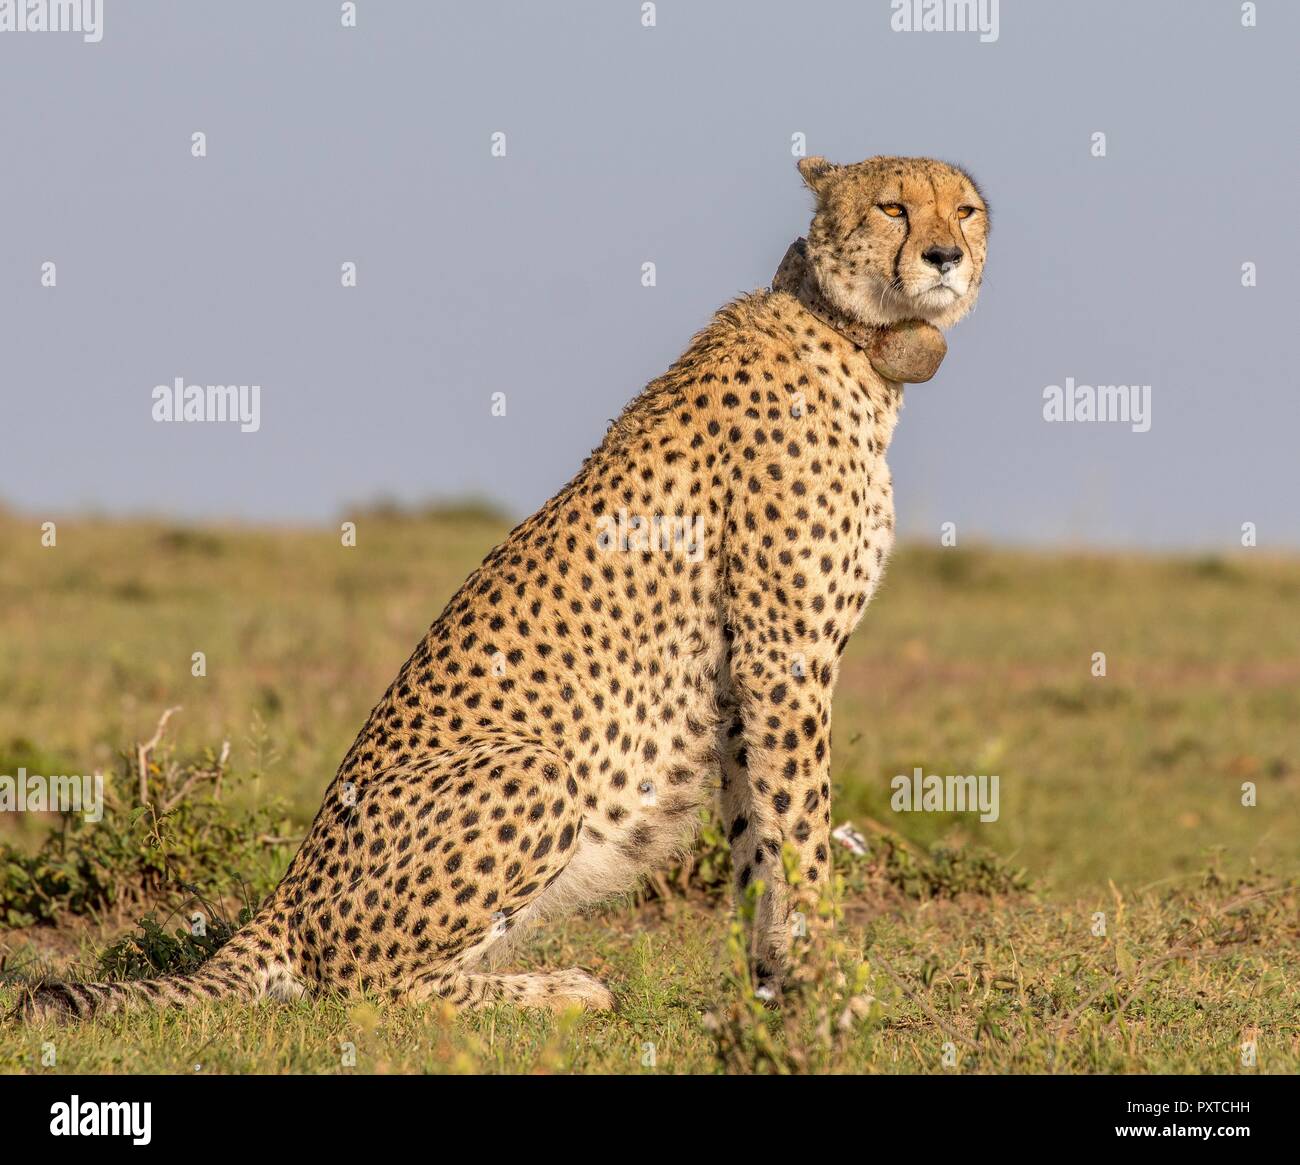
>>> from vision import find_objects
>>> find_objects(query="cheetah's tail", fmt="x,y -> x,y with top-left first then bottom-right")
9,910 -> 299,1024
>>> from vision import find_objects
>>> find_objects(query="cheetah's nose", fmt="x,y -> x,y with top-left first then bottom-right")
921,246 -> 963,273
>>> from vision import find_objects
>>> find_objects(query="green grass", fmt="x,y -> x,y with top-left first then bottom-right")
3,878 -> 1295,1074
1,508 -> 1297,1073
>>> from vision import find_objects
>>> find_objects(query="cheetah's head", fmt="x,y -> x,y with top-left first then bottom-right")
799,155 -> 989,331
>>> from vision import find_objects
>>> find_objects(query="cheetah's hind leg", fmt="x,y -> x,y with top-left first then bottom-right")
296,742 -> 615,1014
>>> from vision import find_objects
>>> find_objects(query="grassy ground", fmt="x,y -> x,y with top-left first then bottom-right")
1,506 -> 1297,1073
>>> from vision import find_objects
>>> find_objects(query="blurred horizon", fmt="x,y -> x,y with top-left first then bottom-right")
6,494 -> 1299,560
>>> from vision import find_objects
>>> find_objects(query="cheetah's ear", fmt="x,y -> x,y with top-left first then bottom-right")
797,156 -> 841,196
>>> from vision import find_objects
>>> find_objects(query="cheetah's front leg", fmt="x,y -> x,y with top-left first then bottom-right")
723,645 -> 835,997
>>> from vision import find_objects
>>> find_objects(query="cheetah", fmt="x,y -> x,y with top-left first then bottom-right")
17,155 -> 988,1020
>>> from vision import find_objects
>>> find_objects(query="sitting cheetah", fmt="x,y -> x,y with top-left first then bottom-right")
18,155 -> 988,1020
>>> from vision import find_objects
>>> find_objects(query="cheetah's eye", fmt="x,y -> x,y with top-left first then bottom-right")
956,206 -> 978,220
878,203 -> 906,218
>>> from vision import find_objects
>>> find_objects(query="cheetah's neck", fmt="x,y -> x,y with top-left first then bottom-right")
771,237 -> 884,351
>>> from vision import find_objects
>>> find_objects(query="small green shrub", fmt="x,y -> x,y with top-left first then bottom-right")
654,809 -> 1030,905
705,855 -> 885,1074
0,712 -> 294,928
863,832 -> 1031,899
97,906 -> 252,980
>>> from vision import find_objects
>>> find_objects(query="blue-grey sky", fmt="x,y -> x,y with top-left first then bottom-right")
2,0 -> 1296,549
